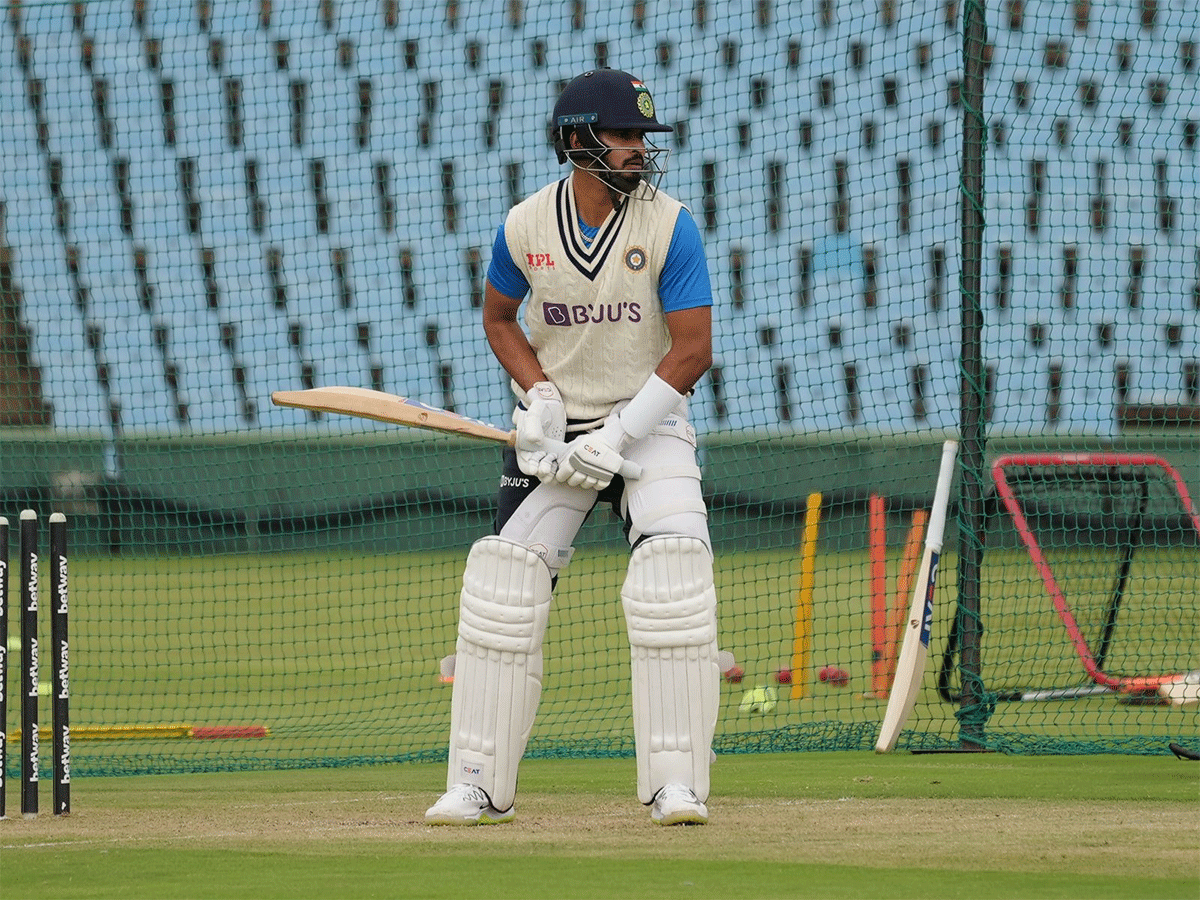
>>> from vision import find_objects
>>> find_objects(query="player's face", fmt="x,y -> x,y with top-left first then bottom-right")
598,129 -> 647,165
595,128 -> 648,192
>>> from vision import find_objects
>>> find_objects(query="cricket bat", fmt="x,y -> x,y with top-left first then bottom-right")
271,386 -> 642,479
875,440 -> 959,753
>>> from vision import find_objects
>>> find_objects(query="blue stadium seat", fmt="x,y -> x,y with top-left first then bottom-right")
4,0 -> 1192,442
15,245 -> 108,429
371,311 -> 438,410
273,5 -> 332,41
207,5 -> 263,40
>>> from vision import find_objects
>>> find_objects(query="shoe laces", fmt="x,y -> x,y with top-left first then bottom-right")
656,784 -> 699,805
449,783 -> 491,804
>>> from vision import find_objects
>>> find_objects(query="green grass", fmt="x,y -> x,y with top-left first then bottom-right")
5,545 -> 1197,778
2,753 -> 1197,900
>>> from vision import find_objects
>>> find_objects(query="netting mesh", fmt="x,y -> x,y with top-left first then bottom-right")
1,0 -> 1197,779
942,455 -> 1199,705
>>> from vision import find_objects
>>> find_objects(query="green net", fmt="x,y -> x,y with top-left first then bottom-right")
1,1 -> 1196,781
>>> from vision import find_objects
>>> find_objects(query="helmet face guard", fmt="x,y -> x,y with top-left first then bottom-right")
552,70 -> 673,199
558,119 -> 671,199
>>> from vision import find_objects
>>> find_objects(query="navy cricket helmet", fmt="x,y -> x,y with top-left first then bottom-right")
552,69 -> 673,196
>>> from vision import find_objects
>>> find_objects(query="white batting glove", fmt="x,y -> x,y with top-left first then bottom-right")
554,416 -> 629,491
513,381 -> 566,483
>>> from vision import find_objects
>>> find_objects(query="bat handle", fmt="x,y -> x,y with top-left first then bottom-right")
541,439 -> 644,481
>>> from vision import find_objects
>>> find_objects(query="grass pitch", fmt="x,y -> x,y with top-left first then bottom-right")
2,752 -> 1197,900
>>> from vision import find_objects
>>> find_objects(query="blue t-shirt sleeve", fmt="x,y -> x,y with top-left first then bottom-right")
486,223 -> 530,299
659,208 -> 713,313
486,208 -> 712,309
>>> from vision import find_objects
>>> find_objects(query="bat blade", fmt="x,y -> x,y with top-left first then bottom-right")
875,547 -> 939,752
271,386 -> 643,480
876,440 -> 959,753
272,386 -> 515,445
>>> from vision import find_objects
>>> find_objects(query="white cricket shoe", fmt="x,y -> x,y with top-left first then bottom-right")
425,783 -> 515,826
650,784 -> 708,826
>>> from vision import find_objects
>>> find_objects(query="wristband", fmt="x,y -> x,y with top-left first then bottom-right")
616,373 -> 684,443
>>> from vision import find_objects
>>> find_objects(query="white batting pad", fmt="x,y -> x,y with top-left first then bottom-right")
448,536 -> 552,810
621,535 -> 720,804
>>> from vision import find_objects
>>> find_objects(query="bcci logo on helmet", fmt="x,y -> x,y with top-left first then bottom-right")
633,82 -> 655,119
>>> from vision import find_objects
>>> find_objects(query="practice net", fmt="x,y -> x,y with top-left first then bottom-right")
938,454 -> 1199,747
1,1 -> 1196,778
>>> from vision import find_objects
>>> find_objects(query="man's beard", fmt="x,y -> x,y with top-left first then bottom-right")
604,168 -> 644,195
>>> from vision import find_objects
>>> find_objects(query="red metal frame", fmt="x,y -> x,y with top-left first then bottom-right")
991,453 -> 1200,692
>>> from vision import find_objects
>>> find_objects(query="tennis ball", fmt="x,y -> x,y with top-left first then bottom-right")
738,686 -> 778,713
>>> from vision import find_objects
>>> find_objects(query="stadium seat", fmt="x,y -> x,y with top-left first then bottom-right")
2,0 -> 1192,442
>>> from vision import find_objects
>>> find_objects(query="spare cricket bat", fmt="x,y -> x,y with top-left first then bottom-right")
875,440 -> 959,753
272,386 -> 641,479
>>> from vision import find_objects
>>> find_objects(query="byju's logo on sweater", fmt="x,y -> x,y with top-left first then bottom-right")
542,301 -> 642,325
